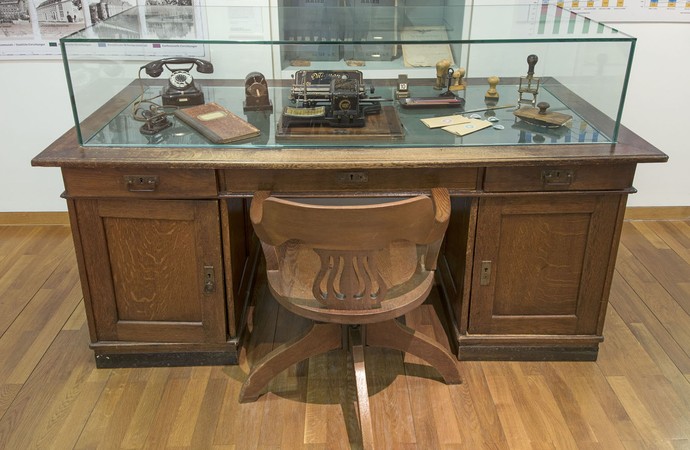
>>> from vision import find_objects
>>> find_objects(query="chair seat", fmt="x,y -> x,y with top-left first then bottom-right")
267,240 -> 435,324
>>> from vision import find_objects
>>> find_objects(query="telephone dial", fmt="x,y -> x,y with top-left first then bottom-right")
142,57 -> 214,107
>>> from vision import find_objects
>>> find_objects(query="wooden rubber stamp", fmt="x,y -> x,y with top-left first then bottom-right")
434,59 -> 451,90
450,67 -> 466,91
485,76 -> 500,100
517,54 -> 540,106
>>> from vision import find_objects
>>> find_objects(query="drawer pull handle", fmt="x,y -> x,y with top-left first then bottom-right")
124,175 -> 159,192
541,169 -> 574,186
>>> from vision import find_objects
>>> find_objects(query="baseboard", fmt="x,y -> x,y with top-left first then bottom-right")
624,206 -> 690,221
0,212 -> 70,225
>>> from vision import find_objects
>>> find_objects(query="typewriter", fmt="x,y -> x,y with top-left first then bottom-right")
282,70 -> 383,128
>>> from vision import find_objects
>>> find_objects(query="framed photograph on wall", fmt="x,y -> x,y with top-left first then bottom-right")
0,0 -> 207,59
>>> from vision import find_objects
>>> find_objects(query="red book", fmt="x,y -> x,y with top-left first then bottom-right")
174,102 -> 260,144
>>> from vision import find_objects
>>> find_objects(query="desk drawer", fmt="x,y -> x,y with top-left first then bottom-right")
63,168 -> 218,199
483,164 -> 636,193
221,167 -> 480,193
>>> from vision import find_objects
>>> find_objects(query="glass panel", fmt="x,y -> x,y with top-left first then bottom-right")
61,4 -> 635,148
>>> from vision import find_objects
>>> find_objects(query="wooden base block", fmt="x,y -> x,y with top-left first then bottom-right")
94,349 -> 239,368
457,345 -> 599,361
276,106 -> 404,140
513,106 -> 572,128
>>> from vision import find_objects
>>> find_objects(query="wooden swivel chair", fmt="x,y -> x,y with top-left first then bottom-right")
240,188 -> 461,447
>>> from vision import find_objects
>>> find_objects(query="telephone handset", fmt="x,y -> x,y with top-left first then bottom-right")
141,57 -> 214,107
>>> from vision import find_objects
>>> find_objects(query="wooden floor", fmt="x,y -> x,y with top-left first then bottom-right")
0,218 -> 689,449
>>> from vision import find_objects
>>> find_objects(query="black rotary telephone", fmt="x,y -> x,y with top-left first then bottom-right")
142,57 -> 214,107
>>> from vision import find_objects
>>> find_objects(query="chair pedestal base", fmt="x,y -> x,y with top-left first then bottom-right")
240,318 -> 462,448
365,318 -> 462,384
240,322 -> 342,403
349,326 -> 375,450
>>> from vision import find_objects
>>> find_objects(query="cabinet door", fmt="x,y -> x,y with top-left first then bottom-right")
469,194 -> 622,335
74,198 -> 226,343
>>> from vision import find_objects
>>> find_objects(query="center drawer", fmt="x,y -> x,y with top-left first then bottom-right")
221,167 -> 480,194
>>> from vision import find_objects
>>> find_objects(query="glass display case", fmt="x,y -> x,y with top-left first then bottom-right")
60,3 -> 636,148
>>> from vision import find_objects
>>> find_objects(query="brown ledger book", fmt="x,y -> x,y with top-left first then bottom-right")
174,102 -> 260,144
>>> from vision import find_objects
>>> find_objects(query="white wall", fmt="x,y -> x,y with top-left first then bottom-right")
614,22 -> 690,207
1,61 -> 74,211
1,22 -> 688,212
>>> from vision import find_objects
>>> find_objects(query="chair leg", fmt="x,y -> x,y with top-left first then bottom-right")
365,319 -> 462,384
349,327 -> 375,450
240,322 -> 342,402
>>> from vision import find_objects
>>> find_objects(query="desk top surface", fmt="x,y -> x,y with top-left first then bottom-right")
33,123 -> 668,170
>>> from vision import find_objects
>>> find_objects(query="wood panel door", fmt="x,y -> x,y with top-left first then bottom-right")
469,194 -> 623,336
74,198 -> 226,343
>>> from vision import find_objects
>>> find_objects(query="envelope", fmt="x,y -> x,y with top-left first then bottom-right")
442,118 -> 492,136
421,115 -> 470,129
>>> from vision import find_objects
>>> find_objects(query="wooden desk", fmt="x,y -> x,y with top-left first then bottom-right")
32,125 -> 667,366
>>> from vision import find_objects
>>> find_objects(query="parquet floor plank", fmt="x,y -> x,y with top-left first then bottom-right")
482,363 -> 532,450
365,333 -> 417,449
303,349 -> 351,448
0,225 -> 73,337
119,368 -> 171,449
622,222 -> 690,314
639,221 -> 690,266
403,305 -> 462,447
256,305 -> 309,449
0,324 -> 103,450
548,362 -> 628,449
455,362 -> 511,449
600,308 -> 690,442
609,261 -> 690,375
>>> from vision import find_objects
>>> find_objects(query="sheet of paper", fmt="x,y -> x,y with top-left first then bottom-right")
401,27 -> 454,68
421,115 -> 471,129
442,118 -> 492,137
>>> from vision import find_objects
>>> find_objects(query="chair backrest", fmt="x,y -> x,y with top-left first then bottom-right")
250,188 -> 450,310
